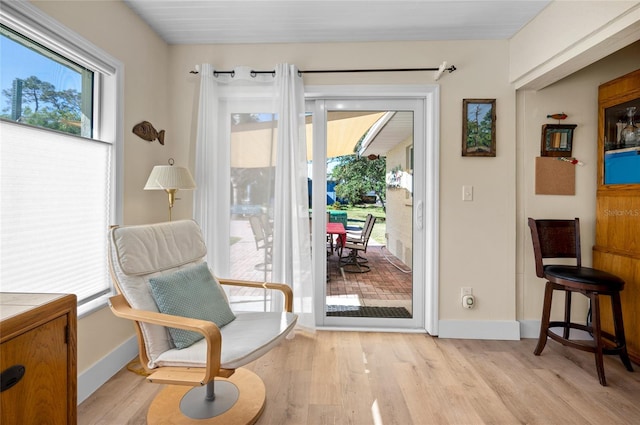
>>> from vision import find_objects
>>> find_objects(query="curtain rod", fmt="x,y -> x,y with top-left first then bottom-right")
188,63 -> 457,80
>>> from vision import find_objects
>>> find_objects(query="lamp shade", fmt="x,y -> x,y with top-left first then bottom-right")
144,165 -> 196,190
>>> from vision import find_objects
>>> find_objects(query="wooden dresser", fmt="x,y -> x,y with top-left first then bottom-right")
0,293 -> 77,424
594,69 -> 640,365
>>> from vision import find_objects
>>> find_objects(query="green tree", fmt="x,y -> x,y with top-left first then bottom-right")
19,76 -> 55,113
1,75 -> 81,135
330,154 -> 386,209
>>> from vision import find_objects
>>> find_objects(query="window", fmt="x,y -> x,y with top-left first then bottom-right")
0,2 -> 123,316
1,24 -> 94,137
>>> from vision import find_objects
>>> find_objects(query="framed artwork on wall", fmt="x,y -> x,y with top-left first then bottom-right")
541,124 -> 577,157
462,99 -> 496,157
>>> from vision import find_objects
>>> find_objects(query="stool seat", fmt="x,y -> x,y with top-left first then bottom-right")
528,218 -> 633,386
544,265 -> 624,291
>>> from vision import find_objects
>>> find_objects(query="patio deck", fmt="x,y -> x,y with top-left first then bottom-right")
326,243 -> 412,313
227,218 -> 413,316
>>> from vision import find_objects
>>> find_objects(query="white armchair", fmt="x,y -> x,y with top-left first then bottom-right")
107,219 -> 297,424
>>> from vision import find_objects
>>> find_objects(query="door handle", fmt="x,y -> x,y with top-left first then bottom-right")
1,364 -> 25,392
416,200 -> 423,230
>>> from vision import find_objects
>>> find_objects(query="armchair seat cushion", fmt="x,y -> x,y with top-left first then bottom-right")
154,311 -> 297,369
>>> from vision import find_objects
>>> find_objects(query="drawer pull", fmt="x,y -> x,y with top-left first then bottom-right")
1,364 -> 26,392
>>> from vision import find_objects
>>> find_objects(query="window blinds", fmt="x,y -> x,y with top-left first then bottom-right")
0,121 -> 112,305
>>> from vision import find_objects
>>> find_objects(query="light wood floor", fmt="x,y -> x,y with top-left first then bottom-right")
78,331 -> 640,425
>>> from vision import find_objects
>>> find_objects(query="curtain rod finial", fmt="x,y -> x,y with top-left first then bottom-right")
433,61 -> 447,81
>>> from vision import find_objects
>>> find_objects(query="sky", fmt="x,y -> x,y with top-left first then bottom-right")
1,31 -> 82,111
466,102 -> 492,122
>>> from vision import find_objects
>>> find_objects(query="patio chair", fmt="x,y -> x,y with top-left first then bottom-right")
345,216 -> 366,232
259,214 -> 273,243
249,214 -> 272,270
108,220 -> 297,423
340,214 -> 376,273
344,213 -> 374,264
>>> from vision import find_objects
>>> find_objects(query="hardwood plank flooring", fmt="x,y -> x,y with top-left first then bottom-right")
78,332 -> 640,425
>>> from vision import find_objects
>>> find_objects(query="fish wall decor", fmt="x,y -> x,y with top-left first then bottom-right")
546,113 -> 568,121
132,121 -> 165,145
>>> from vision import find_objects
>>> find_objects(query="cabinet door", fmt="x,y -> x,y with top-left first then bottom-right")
594,249 -> 640,362
1,315 -> 68,425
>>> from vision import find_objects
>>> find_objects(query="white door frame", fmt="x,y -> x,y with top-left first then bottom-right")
305,85 -> 439,335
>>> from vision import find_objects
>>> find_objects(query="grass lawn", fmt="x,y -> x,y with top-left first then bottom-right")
334,204 -> 386,245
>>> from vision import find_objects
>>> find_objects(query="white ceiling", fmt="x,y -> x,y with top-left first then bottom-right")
123,0 -> 551,45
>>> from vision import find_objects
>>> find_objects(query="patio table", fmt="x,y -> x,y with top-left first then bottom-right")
326,222 -> 346,256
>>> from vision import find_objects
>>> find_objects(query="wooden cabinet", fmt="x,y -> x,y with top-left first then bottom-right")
0,293 -> 77,424
594,69 -> 640,364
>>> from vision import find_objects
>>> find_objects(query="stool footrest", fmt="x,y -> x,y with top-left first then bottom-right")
547,321 -> 627,354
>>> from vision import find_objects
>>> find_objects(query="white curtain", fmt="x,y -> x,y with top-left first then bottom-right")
194,64 -> 314,330
194,63 -> 229,276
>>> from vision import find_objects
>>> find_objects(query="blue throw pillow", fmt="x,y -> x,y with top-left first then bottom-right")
148,262 -> 236,349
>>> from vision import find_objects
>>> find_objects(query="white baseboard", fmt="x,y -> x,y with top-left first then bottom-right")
519,320 -> 541,339
77,335 -> 138,404
438,320 -> 521,340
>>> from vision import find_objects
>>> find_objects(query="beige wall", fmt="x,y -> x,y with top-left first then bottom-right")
168,39 -> 518,323
26,0 -> 640,376
517,41 -> 640,322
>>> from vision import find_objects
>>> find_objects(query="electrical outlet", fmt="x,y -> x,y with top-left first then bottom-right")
461,287 -> 474,309
462,294 -> 475,309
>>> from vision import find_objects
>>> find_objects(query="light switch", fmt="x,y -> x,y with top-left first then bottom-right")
462,185 -> 473,201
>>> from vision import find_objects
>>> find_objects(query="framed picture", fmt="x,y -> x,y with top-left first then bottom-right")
462,99 -> 496,157
541,124 -> 577,157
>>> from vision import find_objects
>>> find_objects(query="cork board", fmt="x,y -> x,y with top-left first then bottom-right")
535,157 -> 575,195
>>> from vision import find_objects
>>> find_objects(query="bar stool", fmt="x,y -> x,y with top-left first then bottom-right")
528,217 -> 633,385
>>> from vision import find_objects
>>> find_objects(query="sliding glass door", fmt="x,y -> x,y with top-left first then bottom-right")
307,93 -> 433,330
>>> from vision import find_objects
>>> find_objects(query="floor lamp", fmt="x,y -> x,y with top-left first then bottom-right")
144,158 -> 196,221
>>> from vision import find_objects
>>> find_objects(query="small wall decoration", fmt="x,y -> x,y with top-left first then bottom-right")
132,121 -> 165,145
541,124 -> 577,156
547,113 -> 567,121
386,165 -> 403,188
462,99 -> 496,157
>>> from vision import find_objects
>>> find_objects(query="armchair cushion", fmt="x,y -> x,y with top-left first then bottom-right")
148,262 -> 236,349
154,311 -> 298,369
109,220 -> 208,365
